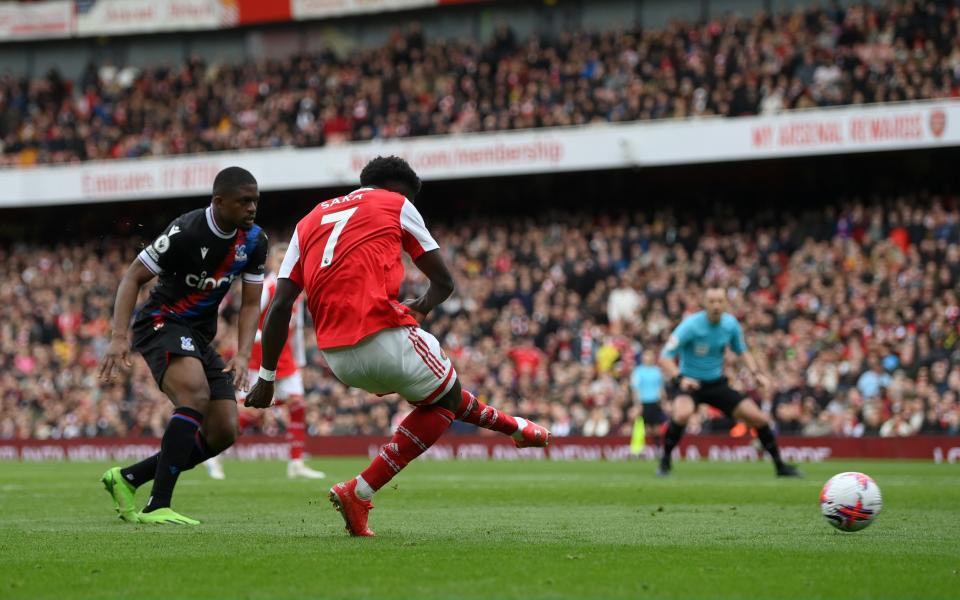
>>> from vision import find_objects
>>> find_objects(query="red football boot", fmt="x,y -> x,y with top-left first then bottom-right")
329,479 -> 375,537
513,418 -> 551,448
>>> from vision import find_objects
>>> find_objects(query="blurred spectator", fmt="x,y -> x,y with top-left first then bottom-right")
857,358 -> 893,399
2,193 -> 960,439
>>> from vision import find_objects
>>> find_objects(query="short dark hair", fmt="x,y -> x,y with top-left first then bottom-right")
359,156 -> 421,195
213,166 -> 257,197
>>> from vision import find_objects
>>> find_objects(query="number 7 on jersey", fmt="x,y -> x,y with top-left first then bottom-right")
320,207 -> 358,267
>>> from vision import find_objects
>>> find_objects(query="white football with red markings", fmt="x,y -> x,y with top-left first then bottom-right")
820,471 -> 883,532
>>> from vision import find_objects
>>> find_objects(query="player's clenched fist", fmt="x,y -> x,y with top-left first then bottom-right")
244,379 -> 275,408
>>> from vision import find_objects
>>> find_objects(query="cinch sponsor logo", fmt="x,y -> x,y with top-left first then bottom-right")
184,272 -> 236,290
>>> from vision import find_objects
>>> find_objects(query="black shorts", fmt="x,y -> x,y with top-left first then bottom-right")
641,402 -> 664,425
689,377 -> 744,419
132,319 -> 235,401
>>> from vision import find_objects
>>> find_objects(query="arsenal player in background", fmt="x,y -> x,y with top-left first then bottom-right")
204,243 -> 326,480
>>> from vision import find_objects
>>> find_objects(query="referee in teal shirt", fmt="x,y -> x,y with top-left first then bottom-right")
658,287 -> 800,477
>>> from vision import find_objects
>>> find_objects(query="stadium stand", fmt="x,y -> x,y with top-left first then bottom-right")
2,0 -> 959,165
2,195 -> 958,440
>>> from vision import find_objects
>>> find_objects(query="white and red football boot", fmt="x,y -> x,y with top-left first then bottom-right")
329,479 -> 375,537
512,418 -> 551,448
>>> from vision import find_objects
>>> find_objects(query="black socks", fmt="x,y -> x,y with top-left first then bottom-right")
143,407 -> 204,513
120,454 -> 160,489
658,420 -> 785,471
120,429 -> 217,489
661,420 -> 686,467
756,425 -> 785,469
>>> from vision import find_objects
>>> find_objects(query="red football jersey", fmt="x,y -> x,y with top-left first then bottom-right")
249,274 -> 305,378
278,187 -> 439,349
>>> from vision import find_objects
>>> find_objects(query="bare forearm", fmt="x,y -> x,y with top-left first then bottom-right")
659,357 -> 679,379
259,303 -> 292,371
236,302 -> 260,358
409,250 -> 454,315
742,352 -> 762,376
110,275 -> 142,339
417,281 -> 453,314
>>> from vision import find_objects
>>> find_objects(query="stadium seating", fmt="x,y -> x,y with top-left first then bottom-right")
1,1 -> 958,165
1,197 -> 958,440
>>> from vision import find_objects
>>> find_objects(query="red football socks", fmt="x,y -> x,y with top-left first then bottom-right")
455,389 -> 519,436
360,404 -> 455,491
287,398 -> 306,461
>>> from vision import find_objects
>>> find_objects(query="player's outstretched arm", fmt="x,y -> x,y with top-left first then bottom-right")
224,280 -> 263,392
98,259 -> 156,383
402,249 -> 455,321
245,278 -> 301,408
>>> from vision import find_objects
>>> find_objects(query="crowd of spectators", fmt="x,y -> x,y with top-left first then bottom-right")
2,195 -> 959,441
2,0 -> 959,165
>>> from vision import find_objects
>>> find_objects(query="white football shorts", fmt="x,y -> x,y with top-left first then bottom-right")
321,326 -> 457,404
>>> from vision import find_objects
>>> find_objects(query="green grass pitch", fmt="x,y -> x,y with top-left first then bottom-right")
0,458 -> 958,599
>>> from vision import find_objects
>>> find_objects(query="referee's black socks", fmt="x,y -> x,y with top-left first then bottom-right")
661,420 -> 686,466
756,425 -> 786,469
143,406 -> 204,513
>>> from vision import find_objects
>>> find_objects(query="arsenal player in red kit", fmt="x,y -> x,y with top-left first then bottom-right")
204,243 -> 326,480
245,156 -> 551,536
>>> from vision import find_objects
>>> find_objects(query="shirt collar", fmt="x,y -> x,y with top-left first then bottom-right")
206,206 -> 236,239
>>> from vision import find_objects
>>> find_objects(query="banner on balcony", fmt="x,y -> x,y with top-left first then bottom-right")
0,1 -> 72,41
0,100 -> 957,208
75,0 -> 238,36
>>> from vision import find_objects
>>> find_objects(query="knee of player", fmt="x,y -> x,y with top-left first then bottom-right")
219,428 -> 238,450
205,425 -> 237,452
672,398 -> 694,419
747,412 -> 770,429
176,386 -> 211,409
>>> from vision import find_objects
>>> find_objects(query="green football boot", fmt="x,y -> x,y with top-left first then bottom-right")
136,507 -> 200,526
101,466 -> 138,523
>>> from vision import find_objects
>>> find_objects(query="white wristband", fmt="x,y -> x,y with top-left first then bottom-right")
258,367 -> 277,382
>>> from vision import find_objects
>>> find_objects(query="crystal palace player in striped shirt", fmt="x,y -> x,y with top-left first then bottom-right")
244,156 -> 551,537
98,167 -> 268,525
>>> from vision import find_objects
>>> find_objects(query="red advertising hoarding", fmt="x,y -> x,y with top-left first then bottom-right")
2,435 -> 958,463
237,0 -> 292,25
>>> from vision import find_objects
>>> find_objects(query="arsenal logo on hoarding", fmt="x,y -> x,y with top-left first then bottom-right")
929,109 -> 946,138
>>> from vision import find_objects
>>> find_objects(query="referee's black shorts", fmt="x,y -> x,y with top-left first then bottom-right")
641,402 -> 664,425
674,377 -> 744,419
